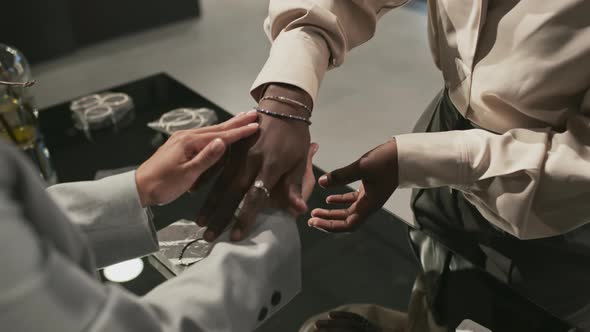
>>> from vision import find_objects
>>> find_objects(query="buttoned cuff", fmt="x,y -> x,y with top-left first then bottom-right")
250,27 -> 330,106
395,131 -> 470,189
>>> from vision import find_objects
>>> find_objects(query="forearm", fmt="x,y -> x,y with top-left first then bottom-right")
395,114 -> 590,239
252,0 -> 409,105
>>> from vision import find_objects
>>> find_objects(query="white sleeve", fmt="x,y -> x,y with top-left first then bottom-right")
47,171 -> 158,268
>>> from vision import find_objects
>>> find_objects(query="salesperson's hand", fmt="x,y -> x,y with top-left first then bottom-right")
135,112 -> 260,207
309,139 -> 399,232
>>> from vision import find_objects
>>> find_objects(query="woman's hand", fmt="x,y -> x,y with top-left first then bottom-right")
309,139 -> 399,232
135,112 -> 260,207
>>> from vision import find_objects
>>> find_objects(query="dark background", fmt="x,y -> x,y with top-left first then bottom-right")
0,0 -> 201,63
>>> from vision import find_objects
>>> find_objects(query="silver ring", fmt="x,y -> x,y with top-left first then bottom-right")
253,180 -> 271,198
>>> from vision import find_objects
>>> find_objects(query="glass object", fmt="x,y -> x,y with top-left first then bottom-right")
0,44 -> 56,184
0,43 -> 35,110
69,92 -> 136,141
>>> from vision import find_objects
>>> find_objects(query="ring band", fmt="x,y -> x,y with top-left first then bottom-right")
253,180 -> 271,198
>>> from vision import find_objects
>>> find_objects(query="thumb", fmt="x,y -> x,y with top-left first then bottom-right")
318,158 -> 362,188
301,143 -> 319,201
185,138 -> 226,177
287,143 -> 320,215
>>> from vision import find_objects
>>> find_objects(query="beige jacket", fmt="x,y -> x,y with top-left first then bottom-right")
251,0 -> 590,240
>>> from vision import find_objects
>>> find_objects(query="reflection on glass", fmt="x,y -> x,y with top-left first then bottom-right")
0,44 -> 56,184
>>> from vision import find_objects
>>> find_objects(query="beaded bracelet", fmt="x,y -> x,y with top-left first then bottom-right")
255,107 -> 311,125
259,95 -> 312,115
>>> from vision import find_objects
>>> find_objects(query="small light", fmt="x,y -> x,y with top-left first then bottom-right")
103,258 -> 144,283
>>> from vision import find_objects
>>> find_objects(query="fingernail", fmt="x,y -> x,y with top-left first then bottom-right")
313,144 -> 319,153
236,112 -> 245,117
204,230 -> 215,242
247,122 -> 259,128
211,138 -> 225,153
231,228 -> 242,241
247,109 -> 257,115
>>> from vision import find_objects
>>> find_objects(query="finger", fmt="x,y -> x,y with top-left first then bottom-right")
218,122 -> 260,144
196,171 -> 229,227
233,169 -> 281,241
311,208 -> 350,220
188,110 -> 258,135
307,218 -> 352,233
318,160 -> 362,188
342,193 -> 375,227
307,143 -> 319,169
275,142 -> 319,216
205,186 -> 246,242
184,138 -> 226,175
282,162 -> 307,215
196,156 -> 238,227
231,181 -> 267,241
301,143 -> 319,202
188,158 -> 224,192
219,110 -> 258,130
186,122 -> 259,152
307,199 -> 366,232
204,152 -> 259,241
326,191 -> 359,204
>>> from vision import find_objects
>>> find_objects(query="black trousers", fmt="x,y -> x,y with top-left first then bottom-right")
409,90 -> 590,331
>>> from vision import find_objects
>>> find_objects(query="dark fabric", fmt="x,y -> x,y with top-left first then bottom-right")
409,90 -> 590,331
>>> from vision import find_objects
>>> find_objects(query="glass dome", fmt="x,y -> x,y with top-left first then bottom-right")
0,44 -> 32,83
0,44 -> 33,98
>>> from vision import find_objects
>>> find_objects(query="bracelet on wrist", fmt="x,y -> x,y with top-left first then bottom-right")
254,107 -> 311,125
259,95 -> 312,116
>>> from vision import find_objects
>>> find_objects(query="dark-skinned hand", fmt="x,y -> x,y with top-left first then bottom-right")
197,83 -> 313,242
309,139 -> 398,232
